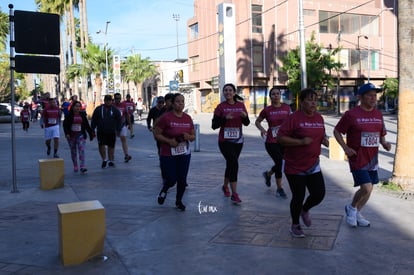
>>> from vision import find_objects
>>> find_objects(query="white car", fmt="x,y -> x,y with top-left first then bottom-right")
0,103 -> 22,118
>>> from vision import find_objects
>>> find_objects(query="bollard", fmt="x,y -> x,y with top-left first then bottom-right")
194,123 -> 200,152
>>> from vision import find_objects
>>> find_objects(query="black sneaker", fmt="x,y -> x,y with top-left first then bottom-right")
263,171 -> 271,187
124,155 -> 132,163
80,168 -> 88,174
108,161 -> 115,167
158,191 -> 167,205
101,161 -> 107,168
276,188 -> 287,198
176,201 -> 186,211
47,146 -> 51,156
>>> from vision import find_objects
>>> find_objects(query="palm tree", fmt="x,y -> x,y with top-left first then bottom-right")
0,9 -> 8,52
391,1 -> 414,191
122,54 -> 158,103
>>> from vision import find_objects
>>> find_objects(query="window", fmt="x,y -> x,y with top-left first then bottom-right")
251,5 -> 262,33
252,43 -> 263,73
190,23 -> 198,40
319,11 -> 379,36
190,56 -> 199,72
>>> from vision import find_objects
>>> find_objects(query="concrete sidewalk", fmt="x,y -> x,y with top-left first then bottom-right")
0,112 -> 413,274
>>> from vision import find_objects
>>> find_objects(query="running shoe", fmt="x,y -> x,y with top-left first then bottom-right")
356,212 -> 370,227
80,168 -> 88,175
158,191 -> 167,205
108,161 -> 115,167
263,171 -> 271,187
231,193 -> 242,204
276,188 -> 287,198
124,155 -> 132,163
101,161 -> 107,168
176,201 -> 186,211
222,185 -> 230,197
345,204 -> 357,228
73,166 -> 79,173
301,210 -> 312,227
290,224 -> 305,238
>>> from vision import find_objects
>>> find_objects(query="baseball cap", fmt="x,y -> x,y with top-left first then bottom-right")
358,83 -> 381,96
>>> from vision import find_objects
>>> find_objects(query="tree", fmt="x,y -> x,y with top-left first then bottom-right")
122,54 -> 158,101
391,0 -> 414,191
280,32 -> 342,95
0,9 -> 8,52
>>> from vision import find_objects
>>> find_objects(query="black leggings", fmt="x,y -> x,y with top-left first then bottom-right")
265,143 -> 284,179
218,141 -> 243,182
286,171 -> 325,224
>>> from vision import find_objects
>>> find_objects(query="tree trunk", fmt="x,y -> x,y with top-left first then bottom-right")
391,0 -> 414,191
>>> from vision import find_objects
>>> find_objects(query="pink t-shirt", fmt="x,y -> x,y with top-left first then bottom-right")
277,110 -> 326,175
258,103 -> 291,143
157,111 -> 194,157
214,101 -> 248,143
123,100 -> 135,115
335,106 -> 386,171
114,102 -> 128,124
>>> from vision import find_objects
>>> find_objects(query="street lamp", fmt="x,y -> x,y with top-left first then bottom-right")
173,14 -> 180,60
358,34 -> 368,82
97,21 -> 111,94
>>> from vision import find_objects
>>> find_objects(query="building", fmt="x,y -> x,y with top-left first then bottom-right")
186,0 -> 397,114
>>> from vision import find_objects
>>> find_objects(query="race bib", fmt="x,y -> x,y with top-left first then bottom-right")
71,124 -> 81,132
361,132 -> 380,147
171,142 -> 188,156
271,126 -> 280,138
223,127 -> 240,139
48,118 -> 57,124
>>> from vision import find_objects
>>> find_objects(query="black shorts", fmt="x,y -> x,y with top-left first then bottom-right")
97,131 -> 116,148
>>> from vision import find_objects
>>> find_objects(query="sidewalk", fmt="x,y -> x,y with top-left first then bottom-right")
0,112 -> 413,274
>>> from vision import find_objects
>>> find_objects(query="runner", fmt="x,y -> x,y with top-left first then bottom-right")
255,87 -> 291,198
113,93 -> 132,163
41,97 -> 61,158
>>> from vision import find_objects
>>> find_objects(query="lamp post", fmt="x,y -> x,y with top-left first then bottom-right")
173,14 -> 180,60
358,34 -> 368,82
97,21 -> 111,94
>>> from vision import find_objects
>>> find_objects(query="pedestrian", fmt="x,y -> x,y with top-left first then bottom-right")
91,94 -> 122,168
136,97 -> 145,121
155,93 -> 195,211
255,87 -> 291,198
113,93 -> 132,162
20,104 -> 30,132
212,83 -> 250,204
61,98 -> 70,118
41,97 -> 61,158
123,94 -> 136,138
63,101 -> 95,174
333,83 -> 391,228
277,88 -> 329,238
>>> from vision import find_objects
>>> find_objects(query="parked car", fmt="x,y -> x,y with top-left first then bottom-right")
0,103 -> 22,118
0,104 -> 20,123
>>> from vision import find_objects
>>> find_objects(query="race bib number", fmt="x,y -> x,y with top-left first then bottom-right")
48,118 -> 57,124
71,124 -> 81,132
361,132 -> 380,147
224,127 -> 240,139
171,142 -> 188,156
271,126 -> 280,138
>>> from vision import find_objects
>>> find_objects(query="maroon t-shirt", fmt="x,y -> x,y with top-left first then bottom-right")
157,111 -> 194,157
335,106 -> 386,171
42,106 -> 60,128
258,103 -> 291,143
278,110 -> 326,175
214,101 -> 248,143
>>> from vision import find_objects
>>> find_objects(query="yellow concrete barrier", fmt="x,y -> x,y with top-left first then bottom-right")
57,200 -> 105,266
329,137 -> 347,161
38,158 -> 64,190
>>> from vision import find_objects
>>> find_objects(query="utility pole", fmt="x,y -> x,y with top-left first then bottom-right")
173,14 -> 180,60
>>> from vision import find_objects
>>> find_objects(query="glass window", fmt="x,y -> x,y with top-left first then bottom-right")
319,11 -> 329,33
190,23 -> 198,40
252,5 -> 262,33
190,56 -> 199,72
252,43 -> 263,73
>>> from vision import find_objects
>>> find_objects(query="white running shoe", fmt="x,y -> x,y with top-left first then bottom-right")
345,204 -> 357,228
356,212 -> 370,227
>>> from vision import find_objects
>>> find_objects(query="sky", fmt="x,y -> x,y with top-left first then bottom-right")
2,0 -> 195,61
